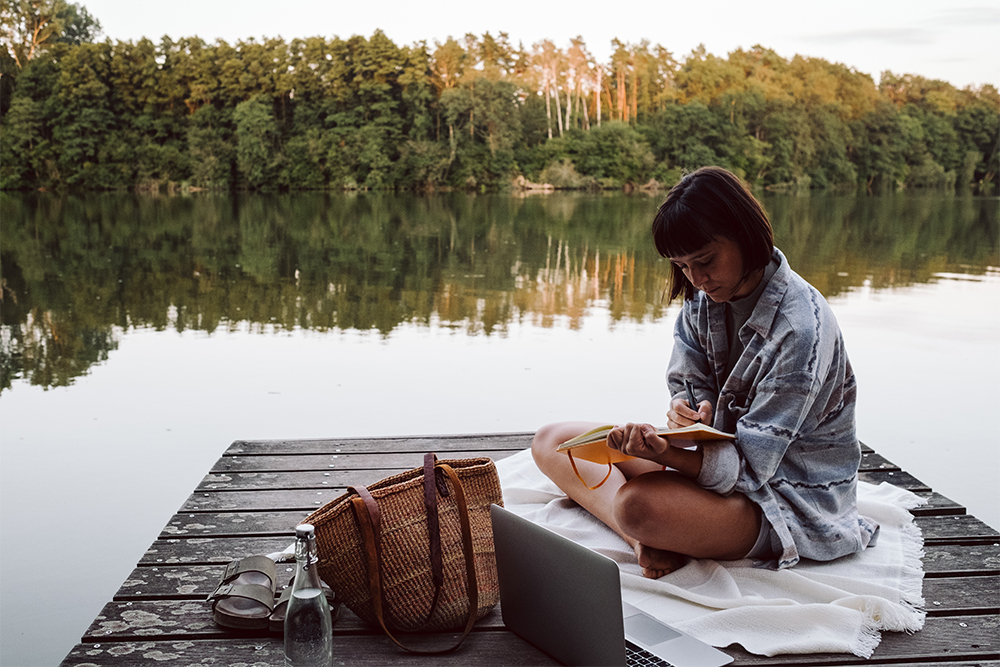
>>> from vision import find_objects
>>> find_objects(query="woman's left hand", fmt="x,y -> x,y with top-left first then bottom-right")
607,422 -> 670,462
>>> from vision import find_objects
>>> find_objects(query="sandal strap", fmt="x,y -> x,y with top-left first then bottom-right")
274,581 -> 334,607
219,555 -> 276,585
207,582 -> 275,608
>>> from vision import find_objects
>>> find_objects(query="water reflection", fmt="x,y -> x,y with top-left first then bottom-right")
1,192 -> 997,392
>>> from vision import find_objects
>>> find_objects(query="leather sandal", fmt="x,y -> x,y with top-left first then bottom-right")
207,555 -> 277,629
268,580 -> 339,633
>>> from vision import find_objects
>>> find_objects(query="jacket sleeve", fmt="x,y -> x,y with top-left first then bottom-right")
668,301 -> 742,493
666,300 -> 717,410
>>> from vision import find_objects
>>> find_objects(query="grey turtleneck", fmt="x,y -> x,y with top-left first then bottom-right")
724,258 -> 779,379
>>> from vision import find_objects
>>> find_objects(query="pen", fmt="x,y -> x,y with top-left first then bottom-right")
683,379 -> 701,423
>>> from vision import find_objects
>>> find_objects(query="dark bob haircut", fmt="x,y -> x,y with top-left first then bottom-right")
652,166 -> 774,302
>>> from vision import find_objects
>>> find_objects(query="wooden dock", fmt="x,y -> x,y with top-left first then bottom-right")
61,433 -> 999,666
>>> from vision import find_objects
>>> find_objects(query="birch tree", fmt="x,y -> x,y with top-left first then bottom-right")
566,37 -> 591,130
532,40 -> 561,139
431,37 -> 466,151
0,0 -> 99,71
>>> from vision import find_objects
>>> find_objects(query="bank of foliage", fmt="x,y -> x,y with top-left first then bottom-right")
1,26 -> 997,193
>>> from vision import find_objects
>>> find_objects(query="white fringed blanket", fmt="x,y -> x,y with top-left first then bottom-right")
495,448 -> 926,657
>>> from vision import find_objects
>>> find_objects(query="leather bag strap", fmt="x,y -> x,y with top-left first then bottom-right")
349,457 -> 479,654
423,453 -> 445,592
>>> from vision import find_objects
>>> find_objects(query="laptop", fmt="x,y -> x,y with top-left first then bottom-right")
491,504 -> 734,667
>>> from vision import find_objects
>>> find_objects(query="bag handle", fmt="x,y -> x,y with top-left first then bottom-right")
349,453 -> 479,653
567,449 -> 614,489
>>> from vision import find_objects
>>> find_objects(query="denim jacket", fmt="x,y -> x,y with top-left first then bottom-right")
668,248 -> 878,568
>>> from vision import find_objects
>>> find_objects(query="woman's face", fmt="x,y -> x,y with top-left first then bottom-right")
669,236 -> 757,303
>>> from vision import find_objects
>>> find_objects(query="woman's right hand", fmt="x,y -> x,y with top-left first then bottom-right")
667,396 -> 713,429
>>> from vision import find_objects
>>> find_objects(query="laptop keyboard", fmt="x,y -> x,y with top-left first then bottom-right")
625,640 -> 674,666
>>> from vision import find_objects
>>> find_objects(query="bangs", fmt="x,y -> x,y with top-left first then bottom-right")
652,200 -> 718,259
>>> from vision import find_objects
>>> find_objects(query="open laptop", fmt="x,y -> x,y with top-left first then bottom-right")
491,504 -> 734,667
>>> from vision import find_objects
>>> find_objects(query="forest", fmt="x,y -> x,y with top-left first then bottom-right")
1,1 -> 998,193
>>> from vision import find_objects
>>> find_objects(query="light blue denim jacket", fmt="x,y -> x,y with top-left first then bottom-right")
668,248 -> 878,568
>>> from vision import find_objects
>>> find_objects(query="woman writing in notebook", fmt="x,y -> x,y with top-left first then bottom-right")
531,166 -> 877,576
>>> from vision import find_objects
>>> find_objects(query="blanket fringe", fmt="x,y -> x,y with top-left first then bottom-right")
851,616 -> 883,659
851,515 -> 926,658
894,520 -> 928,631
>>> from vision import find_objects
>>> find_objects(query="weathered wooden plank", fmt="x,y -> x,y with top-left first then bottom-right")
115,565 -> 226,600
138,537 -> 1000,576
81,582 -> 1000,646
224,432 -> 535,456
66,614 -> 1000,666
917,515 -> 1000,544
141,536 -> 293,565
912,492 -> 966,517
857,469 -> 930,492
213,449 -> 898,477
114,560 -> 1000,619
854,664 -> 1000,667
858,451 -> 900,471
921,575 -> 1000,616
82,599 -> 504,642
211,449 -> 521,473
179,488 -> 967,515
180,487 -> 965,516
182,488 -> 352,512
923,544 -> 1000,577
156,509 -> 998,543
224,435 -> 872,458
159,511 -> 305,538
62,633 -> 554,667
197,468 -> 411,491
860,664 -> 1000,667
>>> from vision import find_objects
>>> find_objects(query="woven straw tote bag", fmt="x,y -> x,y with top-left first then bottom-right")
303,453 -> 503,652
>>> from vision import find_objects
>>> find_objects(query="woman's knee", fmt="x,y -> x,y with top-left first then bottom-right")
530,422 -> 566,467
531,421 -> 593,467
612,472 -> 685,539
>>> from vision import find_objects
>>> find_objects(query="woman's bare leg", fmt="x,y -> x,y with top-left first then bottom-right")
531,422 -> 661,544
613,471 -> 761,574
532,421 -> 761,577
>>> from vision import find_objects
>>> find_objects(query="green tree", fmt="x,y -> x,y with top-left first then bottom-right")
574,121 -> 654,185
0,49 -> 60,187
642,102 -> 727,174
53,1 -> 99,45
853,101 -> 906,191
443,77 -> 525,188
188,104 -> 235,188
234,95 -> 280,189
53,42 -> 117,188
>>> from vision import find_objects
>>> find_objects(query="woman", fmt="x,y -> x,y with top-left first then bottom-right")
531,166 -> 877,577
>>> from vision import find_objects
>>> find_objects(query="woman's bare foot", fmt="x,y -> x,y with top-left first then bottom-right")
634,543 -> 686,578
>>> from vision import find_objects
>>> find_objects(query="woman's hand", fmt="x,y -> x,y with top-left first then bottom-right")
607,423 -> 671,462
667,396 -> 713,430
608,421 -> 706,478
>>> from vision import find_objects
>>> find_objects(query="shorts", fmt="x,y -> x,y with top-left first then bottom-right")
744,514 -> 779,560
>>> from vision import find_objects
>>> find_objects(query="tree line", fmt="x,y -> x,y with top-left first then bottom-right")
1,2 -> 997,193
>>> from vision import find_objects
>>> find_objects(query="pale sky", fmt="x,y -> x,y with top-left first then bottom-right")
84,0 -> 999,89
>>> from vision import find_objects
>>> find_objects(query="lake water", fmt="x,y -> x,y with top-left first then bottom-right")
1,191 -> 998,666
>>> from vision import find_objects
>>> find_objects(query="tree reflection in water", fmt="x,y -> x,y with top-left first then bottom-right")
1,191 -> 997,392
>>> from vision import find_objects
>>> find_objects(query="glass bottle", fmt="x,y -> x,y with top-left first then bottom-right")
284,523 -> 333,667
